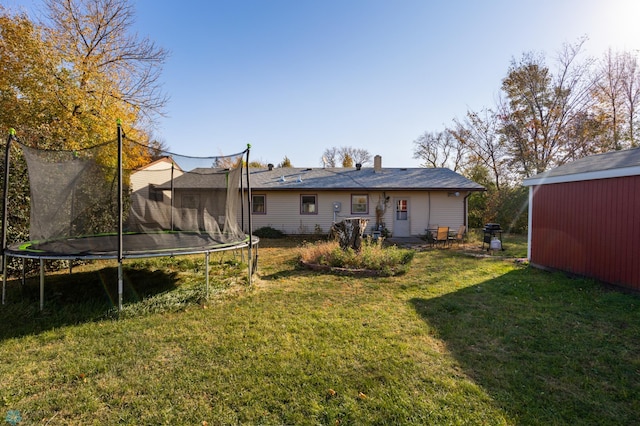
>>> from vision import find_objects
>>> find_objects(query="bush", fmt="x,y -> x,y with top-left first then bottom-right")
298,237 -> 415,276
253,226 -> 285,238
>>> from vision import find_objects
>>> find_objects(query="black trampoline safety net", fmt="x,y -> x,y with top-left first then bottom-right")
8,137 -> 250,258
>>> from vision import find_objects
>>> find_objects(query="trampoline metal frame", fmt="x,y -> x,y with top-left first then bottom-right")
1,124 -> 258,311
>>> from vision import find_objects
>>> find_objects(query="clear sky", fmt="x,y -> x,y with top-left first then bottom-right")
6,0 -> 640,167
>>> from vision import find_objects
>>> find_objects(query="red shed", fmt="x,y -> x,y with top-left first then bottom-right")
523,148 -> 640,291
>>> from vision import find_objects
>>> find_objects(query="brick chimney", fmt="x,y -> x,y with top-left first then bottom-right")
374,155 -> 382,172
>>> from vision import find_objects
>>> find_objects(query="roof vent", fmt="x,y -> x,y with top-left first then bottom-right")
268,163 -> 274,171
280,175 -> 286,182
356,163 -> 362,170
297,175 -> 303,183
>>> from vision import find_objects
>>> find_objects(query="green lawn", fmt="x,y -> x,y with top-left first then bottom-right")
0,239 -> 639,425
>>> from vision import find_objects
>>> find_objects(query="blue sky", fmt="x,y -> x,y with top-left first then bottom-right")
7,0 -> 640,167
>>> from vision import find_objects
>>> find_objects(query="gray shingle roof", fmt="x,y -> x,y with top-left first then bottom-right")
248,167 -> 484,191
155,166 -> 484,191
523,147 -> 640,186
155,169 -> 230,189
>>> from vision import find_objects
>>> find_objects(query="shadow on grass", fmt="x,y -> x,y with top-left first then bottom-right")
0,266 -> 179,340
410,268 -> 640,425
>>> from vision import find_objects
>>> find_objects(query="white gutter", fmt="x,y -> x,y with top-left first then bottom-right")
523,165 -> 640,186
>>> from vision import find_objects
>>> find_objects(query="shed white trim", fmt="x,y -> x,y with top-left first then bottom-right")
523,165 -> 640,186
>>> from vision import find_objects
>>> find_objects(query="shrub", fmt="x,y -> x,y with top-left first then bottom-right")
253,226 -> 285,238
298,237 -> 414,276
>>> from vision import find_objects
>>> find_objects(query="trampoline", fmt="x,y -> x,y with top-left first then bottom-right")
1,124 -> 258,310
5,232 -> 257,260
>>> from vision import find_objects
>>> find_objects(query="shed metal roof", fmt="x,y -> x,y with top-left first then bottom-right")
523,148 -> 640,186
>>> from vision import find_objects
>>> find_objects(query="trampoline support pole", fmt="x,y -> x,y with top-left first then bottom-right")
245,145 -> 253,286
2,255 -> 6,305
39,259 -> 44,311
205,252 -> 210,298
118,263 -> 123,311
1,131 -> 15,299
117,121 -> 124,312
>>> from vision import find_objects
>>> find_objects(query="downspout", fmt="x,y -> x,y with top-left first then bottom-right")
527,186 -> 533,260
463,191 -> 472,231
427,192 -> 431,227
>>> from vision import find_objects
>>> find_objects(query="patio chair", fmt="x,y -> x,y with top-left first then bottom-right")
424,225 -> 438,247
448,225 -> 466,246
435,226 -> 450,248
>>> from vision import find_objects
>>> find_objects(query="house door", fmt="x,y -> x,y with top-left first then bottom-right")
393,198 -> 410,237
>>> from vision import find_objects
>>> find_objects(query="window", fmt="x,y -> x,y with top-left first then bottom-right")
351,194 -> 368,214
148,184 -> 163,202
301,194 -> 317,214
396,199 -> 408,220
252,194 -> 266,214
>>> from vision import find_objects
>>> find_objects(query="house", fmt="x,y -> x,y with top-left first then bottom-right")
128,156 -> 183,231
130,154 -> 484,237
523,148 -> 640,291
248,155 -> 484,237
153,167 -> 241,233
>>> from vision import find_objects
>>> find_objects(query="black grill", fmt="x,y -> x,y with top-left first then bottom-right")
482,223 -> 503,250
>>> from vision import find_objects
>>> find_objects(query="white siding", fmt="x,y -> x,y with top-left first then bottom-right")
130,159 -> 183,198
428,191 -> 466,231
250,191 -> 377,235
246,190 -> 470,236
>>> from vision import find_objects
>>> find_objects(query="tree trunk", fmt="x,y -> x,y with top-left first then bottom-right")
331,218 -> 369,251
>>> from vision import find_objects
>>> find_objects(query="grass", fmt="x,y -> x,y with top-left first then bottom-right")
0,238 -> 639,424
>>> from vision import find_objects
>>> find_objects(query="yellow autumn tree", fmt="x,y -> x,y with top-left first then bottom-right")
1,0 -> 168,169
42,0 -> 168,168
0,8 -> 63,142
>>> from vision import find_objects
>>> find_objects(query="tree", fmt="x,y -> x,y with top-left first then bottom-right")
0,9 -> 61,139
342,153 -> 353,167
248,160 -> 268,168
618,51 -> 640,147
278,156 -> 292,167
592,49 -> 627,150
412,130 -> 464,171
342,147 -> 371,166
499,40 -> 594,177
40,0 -> 168,159
450,109 -> 508,191
321,146 -> 371,167
321,147 -> 338,167
0,2 -> 168,273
